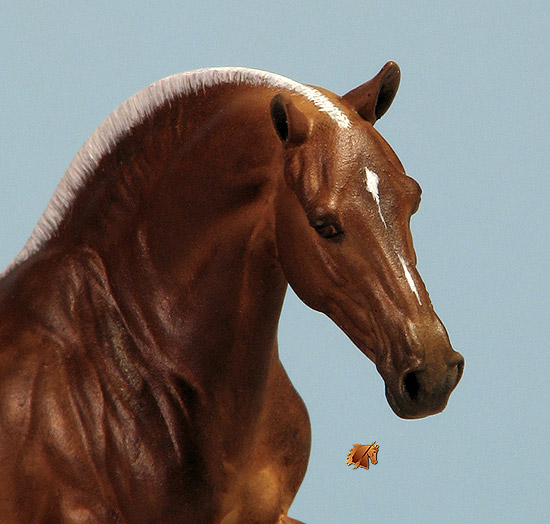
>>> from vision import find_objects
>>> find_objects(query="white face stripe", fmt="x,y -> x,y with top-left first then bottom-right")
364,167 -> 421,306
364,167 -> 387,228
398,255 -> 422,305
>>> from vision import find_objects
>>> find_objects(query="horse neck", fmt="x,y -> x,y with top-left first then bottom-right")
53,84 -> 289,392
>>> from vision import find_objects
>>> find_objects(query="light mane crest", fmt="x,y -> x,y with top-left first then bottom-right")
3,67 -> 351,274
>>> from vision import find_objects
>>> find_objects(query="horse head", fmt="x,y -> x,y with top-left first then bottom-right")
368,442 -> 379,465
271,62 -> 463,419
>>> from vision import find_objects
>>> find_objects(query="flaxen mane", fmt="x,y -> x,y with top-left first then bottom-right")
3,67 -> 350,275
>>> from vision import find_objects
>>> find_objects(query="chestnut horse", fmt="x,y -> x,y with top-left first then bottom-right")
0,62 -> 463,523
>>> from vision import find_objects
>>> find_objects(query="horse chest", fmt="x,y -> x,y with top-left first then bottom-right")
99,364 -> 308,523
192,365 -> 311,523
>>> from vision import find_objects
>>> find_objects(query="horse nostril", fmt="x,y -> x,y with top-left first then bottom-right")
403,370 -> 421,402
452,357 -> 464,388
400,354 -> 463,408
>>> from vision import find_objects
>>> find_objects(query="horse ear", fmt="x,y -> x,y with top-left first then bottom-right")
270,93 -> 309,147
342,61 -> 401,124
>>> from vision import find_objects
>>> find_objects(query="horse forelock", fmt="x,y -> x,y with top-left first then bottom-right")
3,67 -> 351,275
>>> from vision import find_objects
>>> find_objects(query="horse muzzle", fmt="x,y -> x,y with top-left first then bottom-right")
383,351 -> 464,419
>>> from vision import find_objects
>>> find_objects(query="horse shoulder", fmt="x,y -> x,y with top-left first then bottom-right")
0,330 -> 96,516
0,257 -> 120,516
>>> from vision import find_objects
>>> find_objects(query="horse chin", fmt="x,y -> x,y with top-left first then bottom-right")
384,383 -> 447,420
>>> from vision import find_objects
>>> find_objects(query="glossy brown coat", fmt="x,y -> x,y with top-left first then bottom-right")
0,63 -> 462,523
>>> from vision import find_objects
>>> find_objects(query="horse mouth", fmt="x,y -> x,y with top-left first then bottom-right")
384,383 -> 442,419
384,357 -> 464,419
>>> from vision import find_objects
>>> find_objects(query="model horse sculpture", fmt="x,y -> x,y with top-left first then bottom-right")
0,62 -> 463,523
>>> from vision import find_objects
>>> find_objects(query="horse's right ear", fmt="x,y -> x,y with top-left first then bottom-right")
270,93 -> 309,147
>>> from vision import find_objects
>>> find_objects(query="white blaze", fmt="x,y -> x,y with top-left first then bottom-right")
364,167 -> 387,227
398,255 -> 422,305
363,166 -> 422,305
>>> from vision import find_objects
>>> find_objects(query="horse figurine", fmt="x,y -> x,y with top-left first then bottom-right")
0,62 -> 463,523
347,442 -> 379,470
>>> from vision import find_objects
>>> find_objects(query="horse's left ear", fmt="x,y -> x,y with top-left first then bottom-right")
270,93 -> 309,147
342,61 -> 401,124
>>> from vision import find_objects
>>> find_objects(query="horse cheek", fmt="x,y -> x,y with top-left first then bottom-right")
275,195 -> 326,310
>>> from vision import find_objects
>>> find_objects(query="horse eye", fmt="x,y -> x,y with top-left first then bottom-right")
312,221 -> 344,240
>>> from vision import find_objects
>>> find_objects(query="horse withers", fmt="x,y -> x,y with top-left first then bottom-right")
0,62 -> 463,523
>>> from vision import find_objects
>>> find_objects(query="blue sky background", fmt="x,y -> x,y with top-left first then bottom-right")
1,2 -> 548,522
